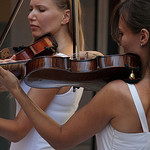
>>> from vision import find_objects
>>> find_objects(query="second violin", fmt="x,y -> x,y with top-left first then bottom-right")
0,33 -> 58,60
0,33 -> 58,79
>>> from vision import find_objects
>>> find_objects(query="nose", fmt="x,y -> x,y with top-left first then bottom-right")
28,10 -> 36,21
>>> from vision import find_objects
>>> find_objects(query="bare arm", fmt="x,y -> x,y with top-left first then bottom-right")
0,67 -> 59,142
0,66 -> 116,149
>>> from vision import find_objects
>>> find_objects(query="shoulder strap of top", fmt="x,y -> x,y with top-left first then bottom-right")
54,53 -> 68,57
127,83 -> 149,132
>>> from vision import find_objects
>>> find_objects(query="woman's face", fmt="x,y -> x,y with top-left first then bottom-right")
28,0 -> 65,39
118,17 -> 141,54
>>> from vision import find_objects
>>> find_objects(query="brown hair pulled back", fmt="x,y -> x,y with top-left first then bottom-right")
111,0 -> 150,72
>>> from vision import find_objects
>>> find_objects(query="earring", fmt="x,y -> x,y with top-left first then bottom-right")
140,43 -> 143,47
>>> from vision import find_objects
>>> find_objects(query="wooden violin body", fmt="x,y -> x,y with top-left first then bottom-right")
23,52 -> 141,91
0,33 -> 58,79
0,0 -> 141,91
0,33 -> 58,60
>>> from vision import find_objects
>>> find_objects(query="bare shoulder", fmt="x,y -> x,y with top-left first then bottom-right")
95,80 -> 129,100
91,80 -> 131,116
82,80 -> 129,131
88,80 -> 129,111
70,80 -> 132,134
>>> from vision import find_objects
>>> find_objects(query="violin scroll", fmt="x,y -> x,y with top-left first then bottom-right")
0,48 -> 13,59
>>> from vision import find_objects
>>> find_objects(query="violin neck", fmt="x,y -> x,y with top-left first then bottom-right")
0,60 -> 27,78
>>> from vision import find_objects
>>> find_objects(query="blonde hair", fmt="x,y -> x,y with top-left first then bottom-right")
53,0 -> 84,51
32,0 -> 84,51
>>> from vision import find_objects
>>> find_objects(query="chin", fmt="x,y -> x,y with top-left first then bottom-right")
123,49 -> 129,54
31,32 -> 44,39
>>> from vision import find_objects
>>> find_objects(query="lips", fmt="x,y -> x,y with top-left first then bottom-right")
30,24 -> 39,30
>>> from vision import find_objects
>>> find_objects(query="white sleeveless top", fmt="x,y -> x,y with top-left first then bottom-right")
96,83 -> 150,150
10,53 -> 84,150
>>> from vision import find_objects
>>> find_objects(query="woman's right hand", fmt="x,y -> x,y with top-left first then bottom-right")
0,55 -> 16,64
0,55 -> 18,92
0,66 -> 20,93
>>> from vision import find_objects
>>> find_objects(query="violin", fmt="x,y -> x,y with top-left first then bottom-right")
0,0 -> 141,91
21,52 -> 141,91
0,33 -> 58,79
0,33 -> 58,60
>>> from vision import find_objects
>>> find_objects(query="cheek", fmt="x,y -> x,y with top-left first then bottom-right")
121,37 -> 139,53
39,14 -> 62,34
121,35 -> 132,46
38,15 -> 51,29
120,37 -> 130,53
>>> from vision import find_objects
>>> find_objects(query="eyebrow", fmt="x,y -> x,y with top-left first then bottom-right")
30,3 -> 47,7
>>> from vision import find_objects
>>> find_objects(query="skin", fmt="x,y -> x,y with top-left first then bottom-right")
0,8 -> 150,150
0,0 -> 73,142
28,0 -> 73,55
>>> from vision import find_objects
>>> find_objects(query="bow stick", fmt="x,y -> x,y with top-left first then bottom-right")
72,0 -> 80,59
0,0 -> 24,48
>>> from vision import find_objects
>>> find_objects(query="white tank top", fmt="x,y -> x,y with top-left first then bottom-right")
96,83 -> 150,150
10,54 -> 84,150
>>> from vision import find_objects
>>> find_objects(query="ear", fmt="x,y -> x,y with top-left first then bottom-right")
61,9 -> 71,25
140,28 -> 149,46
